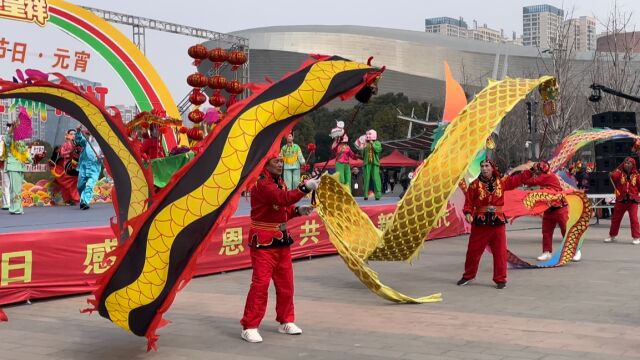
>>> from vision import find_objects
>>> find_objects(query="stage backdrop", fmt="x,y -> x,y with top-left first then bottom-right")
0,203 -> 468,306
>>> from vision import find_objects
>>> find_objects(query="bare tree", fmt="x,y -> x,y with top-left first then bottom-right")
590,0 -> 640,112
532,7 -> 594,158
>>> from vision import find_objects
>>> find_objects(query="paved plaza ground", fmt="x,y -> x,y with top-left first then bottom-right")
1,216 -> 640,360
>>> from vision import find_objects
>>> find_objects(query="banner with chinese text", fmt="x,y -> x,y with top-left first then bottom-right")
0,204 -> 468,306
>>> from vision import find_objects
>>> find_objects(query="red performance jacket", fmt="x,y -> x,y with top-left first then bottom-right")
249,173 -> 307,247
523,171 -> 567,208
610,166 -> 640,203
464,172 -> 531,226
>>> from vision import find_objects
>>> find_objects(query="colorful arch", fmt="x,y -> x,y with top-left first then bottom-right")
46,0 -> 179,118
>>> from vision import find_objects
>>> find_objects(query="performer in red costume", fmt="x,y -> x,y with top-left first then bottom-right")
140,126 -> 164,161
56,129 -> 80,205
240,152 -> 320,343
522,161 -> 571,261
605,157 -> 640,245
458,160 -> 530,289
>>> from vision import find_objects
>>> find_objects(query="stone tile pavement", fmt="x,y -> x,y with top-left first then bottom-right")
1,217 -> 640,359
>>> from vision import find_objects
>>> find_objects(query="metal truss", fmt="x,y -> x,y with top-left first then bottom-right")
82,6 -> 250,116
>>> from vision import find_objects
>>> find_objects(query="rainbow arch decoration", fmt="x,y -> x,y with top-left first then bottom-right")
44,0 -> 179,117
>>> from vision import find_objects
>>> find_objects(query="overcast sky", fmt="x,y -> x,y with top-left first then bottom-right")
1,0 -> 639,106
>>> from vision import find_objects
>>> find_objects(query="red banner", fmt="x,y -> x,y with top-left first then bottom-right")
0,203 -> 468,306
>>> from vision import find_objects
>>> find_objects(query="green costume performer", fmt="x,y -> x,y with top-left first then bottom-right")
280,133 -> 305,190
362,129 -> 382,200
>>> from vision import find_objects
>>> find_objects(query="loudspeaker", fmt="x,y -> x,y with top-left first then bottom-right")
592,111 -> 637,130
587,171 -> 613,194
592,112 -> 638,174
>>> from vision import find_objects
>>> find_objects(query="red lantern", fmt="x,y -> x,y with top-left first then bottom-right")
209,93 -> 226,107
189,89 -> 207,106
227,50 -> 247,70
187,127 -> 204,141
188,44 -> 209,60
208,48 -> 228,68
179,126 -> 188,134
208,75 -> 227,90
188,109 -> 205,124
187,73 -> 208,88
225,80 -> 244,95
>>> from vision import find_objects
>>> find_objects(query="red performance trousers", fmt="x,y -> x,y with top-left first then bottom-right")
463,224 -> 507,284
56,174 -> 79,203
241,246 -> 295,329
609,202 -> 640,239
541,206 -> 568,253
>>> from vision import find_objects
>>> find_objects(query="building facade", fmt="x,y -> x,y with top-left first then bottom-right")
564,16 -> 597,52
425,17 -> 468,38
523,4 -> 564,49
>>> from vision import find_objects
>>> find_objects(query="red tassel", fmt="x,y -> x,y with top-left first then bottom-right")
0,307 -> 7,321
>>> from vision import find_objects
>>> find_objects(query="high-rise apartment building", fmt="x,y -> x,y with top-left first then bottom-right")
522,4 -> 564,49
468,23 -> 503,43
425,17 -> 468,38
563,16 -> 597,52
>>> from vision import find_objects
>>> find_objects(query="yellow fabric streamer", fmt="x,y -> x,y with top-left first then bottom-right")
315,76 -> 555,303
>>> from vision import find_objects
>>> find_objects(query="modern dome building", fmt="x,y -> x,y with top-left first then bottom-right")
201,25 -> 600,107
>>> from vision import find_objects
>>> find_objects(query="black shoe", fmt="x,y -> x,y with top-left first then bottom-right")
363,197 -> 368,201
80,203 -> 90,210
496,282 -> 506,290
457,277 -> 472,286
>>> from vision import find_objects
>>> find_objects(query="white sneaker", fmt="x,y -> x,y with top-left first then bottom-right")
241,328 -> 263,343
604,237 -> 616,243
537,252 -> 552,261
572,250 -> 582,262
633,239 -> 640,245
278,322 -> 302,335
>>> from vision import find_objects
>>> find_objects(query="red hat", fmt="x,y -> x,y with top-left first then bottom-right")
481,159 -> 501,178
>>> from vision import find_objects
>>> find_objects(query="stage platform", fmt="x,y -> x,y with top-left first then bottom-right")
0,195 -> 469,307
0,197 -> 401,233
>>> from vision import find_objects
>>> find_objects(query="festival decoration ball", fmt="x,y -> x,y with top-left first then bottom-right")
188,44 -> 209,60
208,48 -> 228,63
179,126 -> 188,134
225,80 -> 244,95
187,127 -> 204,141
188,109 -> 205,124
189,90 -> 207,106
227,50 -> 247,67
209,93 -> 226,107
208,75 -> 227,90
186,73 -> 208,88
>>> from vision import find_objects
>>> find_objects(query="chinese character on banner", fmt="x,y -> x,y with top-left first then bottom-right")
74,50 -> 90,72
52,48 -> 70,69
0,37 -> 8,58
83,239 -> 118,274
1,250 -> 33,286
299,219 -> 320,246
11,42 -> 27,63
0,0 -> 28,22
0,0 -> 49,26
434,208 -> 451,228
24,0 -> 49,26
219,227 -> 244,256
377,213 -> 394,232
